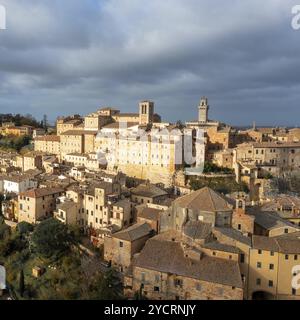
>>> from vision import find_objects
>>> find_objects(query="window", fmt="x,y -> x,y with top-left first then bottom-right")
119,241 -> 123,248
284,228 -> 289,234
258,249 -> 262,254
196,284 -> 202,292
292,288 -> 297,295
285,254 -> 289,260
257,262 -> 262,269
141,272 -> 146,282
154,286 -> 160,292
256,278 -> 261,286
155,275 -> 160,282
240,254 -> 245,263
270,251 -> 274,256
268,280 -> 273,288
238,224 -> 241,230
269,264 -> 274,270
295,255 -> 298,261
174,279 -> 183,287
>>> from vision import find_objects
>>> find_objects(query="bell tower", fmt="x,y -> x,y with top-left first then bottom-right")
139,101 -> 154,125
198,97 -> 209,123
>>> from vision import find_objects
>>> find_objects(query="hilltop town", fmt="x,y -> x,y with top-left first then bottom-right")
1,98 -> 300,300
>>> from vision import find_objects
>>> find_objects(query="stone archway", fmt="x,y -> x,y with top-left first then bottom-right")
252,291 -> 275,300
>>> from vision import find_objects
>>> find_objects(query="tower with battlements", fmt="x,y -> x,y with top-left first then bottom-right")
198,97 -> 209,123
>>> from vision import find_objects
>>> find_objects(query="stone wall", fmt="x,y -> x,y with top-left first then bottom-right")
127,266 -> 243,300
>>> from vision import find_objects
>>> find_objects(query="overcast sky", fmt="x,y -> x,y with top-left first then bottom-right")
0,0 -> 300,126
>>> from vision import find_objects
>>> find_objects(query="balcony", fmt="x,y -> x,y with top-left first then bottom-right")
53,211 -> 66,223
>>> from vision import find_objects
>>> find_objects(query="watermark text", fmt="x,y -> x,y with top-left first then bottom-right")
292,5 -> 300,30
0,4 -> 6,30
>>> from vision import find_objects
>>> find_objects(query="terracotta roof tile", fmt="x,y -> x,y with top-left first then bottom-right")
20,187 -> 64,198
134,237 -> 243,288
175,187 -> 232,212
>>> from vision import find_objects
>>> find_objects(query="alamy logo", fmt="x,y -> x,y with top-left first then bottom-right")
292,265 -> 300,290
0,265 -> 6,290
0,4 -> 6,30
292,5 -> 300,30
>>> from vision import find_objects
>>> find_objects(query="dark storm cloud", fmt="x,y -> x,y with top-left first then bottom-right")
0,0 -> 299,125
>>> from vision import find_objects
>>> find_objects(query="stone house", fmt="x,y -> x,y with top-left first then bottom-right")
104,222 -> 153,273
18,187 -> 64,224
124,232 -> 243,300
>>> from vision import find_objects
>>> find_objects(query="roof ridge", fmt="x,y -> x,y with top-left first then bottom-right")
207,187 -> 217,212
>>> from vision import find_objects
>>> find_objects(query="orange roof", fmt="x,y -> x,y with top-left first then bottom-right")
35,135 -> 60,142
20,187 -> 64,198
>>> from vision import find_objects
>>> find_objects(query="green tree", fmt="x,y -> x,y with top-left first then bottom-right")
203,162 -> 233,174
19,269 -> 25,298
17,222 -> 34,235
88,270 -> 122,300
31,218 -> 75,260
0,216 -> 10,240
0,194 -> 4,215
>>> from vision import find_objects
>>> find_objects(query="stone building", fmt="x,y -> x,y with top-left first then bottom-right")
60,130 -> 98,160
124,231 -> 243,300
136,203 -> 169,233
0,174 -> 38,194
213,227 -> 252,297
56,115 -> 83,135
139,101 -> 154,125
130,183 -> 168,205
1,196 -> 18,221
186,97 -> 241,159
236,141 -> 300,177
250,210 -> 300,237
34,135 -> 61,156
18,188 -> 64,224
64,152 -> 102,171
231,199 -> 255,236
95,123 -> 188,186
16,152 -> 43,172
260,195 -> 300,226
161,187 -> 233,232
53,99 -> 208,186
54,200 -> 78,225
53,180 -> 134,236
248,234 -> 300,300
2,125 -> 33,137
104,222 -> 153,273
